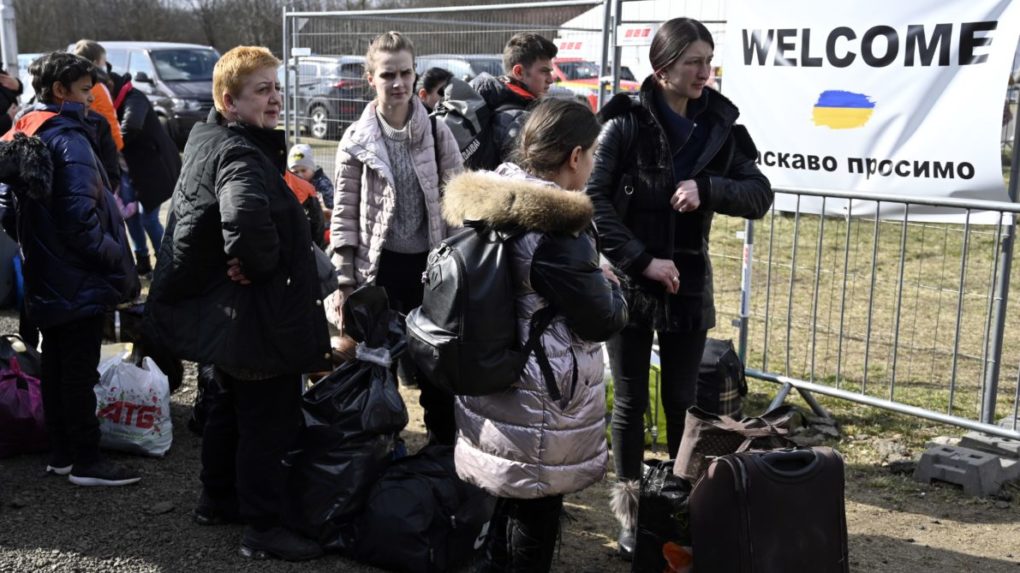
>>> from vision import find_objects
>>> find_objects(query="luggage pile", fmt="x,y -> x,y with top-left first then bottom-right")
285,287 -> 494,571
631,341 -> 850,573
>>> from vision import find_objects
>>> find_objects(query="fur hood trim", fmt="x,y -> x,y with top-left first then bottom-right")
0,133 -> 54,202
442,170 -> 593,234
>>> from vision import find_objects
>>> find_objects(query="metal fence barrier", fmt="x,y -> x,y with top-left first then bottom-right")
282,2 -> 1020,440
713,184 -> 1020,440
281,0 -> 612,179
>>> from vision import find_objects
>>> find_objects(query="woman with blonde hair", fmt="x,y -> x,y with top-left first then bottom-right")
146,45 -> 329,561
330,30 -> 463,444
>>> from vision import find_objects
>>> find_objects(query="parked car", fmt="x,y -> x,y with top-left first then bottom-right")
280,55 -> 370,140
16,53 -> 42,104
94,41 -> 220,149
415,54 -> 504,82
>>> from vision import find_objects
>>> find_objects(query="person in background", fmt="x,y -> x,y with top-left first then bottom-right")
448,98 -> 627,572
288,142 -> 334,209
282,151 -> 326,249
0,65 -> 22,135
416,66 -> 452,112
145,46 -> 329,561
0,63 -> 29,345
330,31 -> 463,445
469,32 -> 557,169
585,18 -> 773,559
72,40 -> 123,152
2,52 -> 139,486
108,62 -> 181,276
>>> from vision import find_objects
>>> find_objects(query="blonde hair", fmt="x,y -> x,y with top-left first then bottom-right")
365,31 -> 415,75
212,46 -> 280,113
72,39 -> 105,64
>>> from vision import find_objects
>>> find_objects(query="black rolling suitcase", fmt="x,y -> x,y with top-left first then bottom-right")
688,446 -> 849,573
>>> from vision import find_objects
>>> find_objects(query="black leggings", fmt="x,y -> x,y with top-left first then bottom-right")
376,249 -> 456,445
481,495 -> 564,573
607,324 -> 707,481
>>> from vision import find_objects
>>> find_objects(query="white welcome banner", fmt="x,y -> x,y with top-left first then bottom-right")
724,0 -> 1020,220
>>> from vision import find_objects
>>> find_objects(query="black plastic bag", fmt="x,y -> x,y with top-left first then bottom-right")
633,460 -> 693,573
354,445 -> 495,573
285,286 -> 409,551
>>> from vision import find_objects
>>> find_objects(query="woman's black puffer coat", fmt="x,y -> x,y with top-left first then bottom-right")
145,109 -> 330,375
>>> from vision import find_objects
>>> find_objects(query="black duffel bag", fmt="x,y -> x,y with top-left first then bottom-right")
354,445 -> 495,573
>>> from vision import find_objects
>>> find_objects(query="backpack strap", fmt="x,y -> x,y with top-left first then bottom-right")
521,305 -> 573,408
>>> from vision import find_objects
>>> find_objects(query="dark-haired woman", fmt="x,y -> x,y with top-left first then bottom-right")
448,98 -> 627,572
584,17 -> 773,559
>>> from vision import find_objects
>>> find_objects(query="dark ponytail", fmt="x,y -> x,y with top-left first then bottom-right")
649,18 -> 714,75
515,98 -> 601,178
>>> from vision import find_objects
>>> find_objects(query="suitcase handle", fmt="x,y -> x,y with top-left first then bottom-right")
758,449 -> 820,478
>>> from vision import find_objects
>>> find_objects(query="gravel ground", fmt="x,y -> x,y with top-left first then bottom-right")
2,309 -> 1020,572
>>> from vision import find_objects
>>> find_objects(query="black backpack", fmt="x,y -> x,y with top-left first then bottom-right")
353,445 -> 495,573
406,223 -> 564,401
431,77 -> 517,171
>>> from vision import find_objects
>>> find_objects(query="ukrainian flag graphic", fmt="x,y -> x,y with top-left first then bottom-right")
812,90 -> 875,129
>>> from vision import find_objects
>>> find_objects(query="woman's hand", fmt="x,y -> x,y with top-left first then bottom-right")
328,285 -> 355,332
642,257 -> 680,294
670,180 -> 701,213
226,258 -> 251,285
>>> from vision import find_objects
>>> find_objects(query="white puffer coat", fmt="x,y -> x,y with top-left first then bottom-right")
445,165 -> 629,499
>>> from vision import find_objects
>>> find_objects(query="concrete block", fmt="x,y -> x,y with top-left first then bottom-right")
913,445 -> 1016,497
960,431 -> 1020,459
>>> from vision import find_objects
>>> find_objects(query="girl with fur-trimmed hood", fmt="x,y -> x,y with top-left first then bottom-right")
445,97 -> 628,572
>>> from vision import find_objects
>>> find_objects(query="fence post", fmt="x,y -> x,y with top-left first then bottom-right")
0,0 -> 17,76
597,0 -> 611,110
984,94 -> 1020,425
737,218 -> 754,364
281,4 -> 291,146
611,0 -> 622,95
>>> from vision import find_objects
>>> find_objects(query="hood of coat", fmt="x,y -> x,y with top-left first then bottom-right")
442,163 -> 593,235
0,132 -> 54,202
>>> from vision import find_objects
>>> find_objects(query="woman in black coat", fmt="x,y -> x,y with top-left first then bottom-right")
145,46 -> 328,562
584,17 -> 773,559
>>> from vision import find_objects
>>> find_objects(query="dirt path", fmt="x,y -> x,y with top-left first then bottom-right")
2,351 -> 1020,571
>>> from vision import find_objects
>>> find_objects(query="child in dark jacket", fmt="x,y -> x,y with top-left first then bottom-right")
287,142 -> 335,209
0,52 -> 139,487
